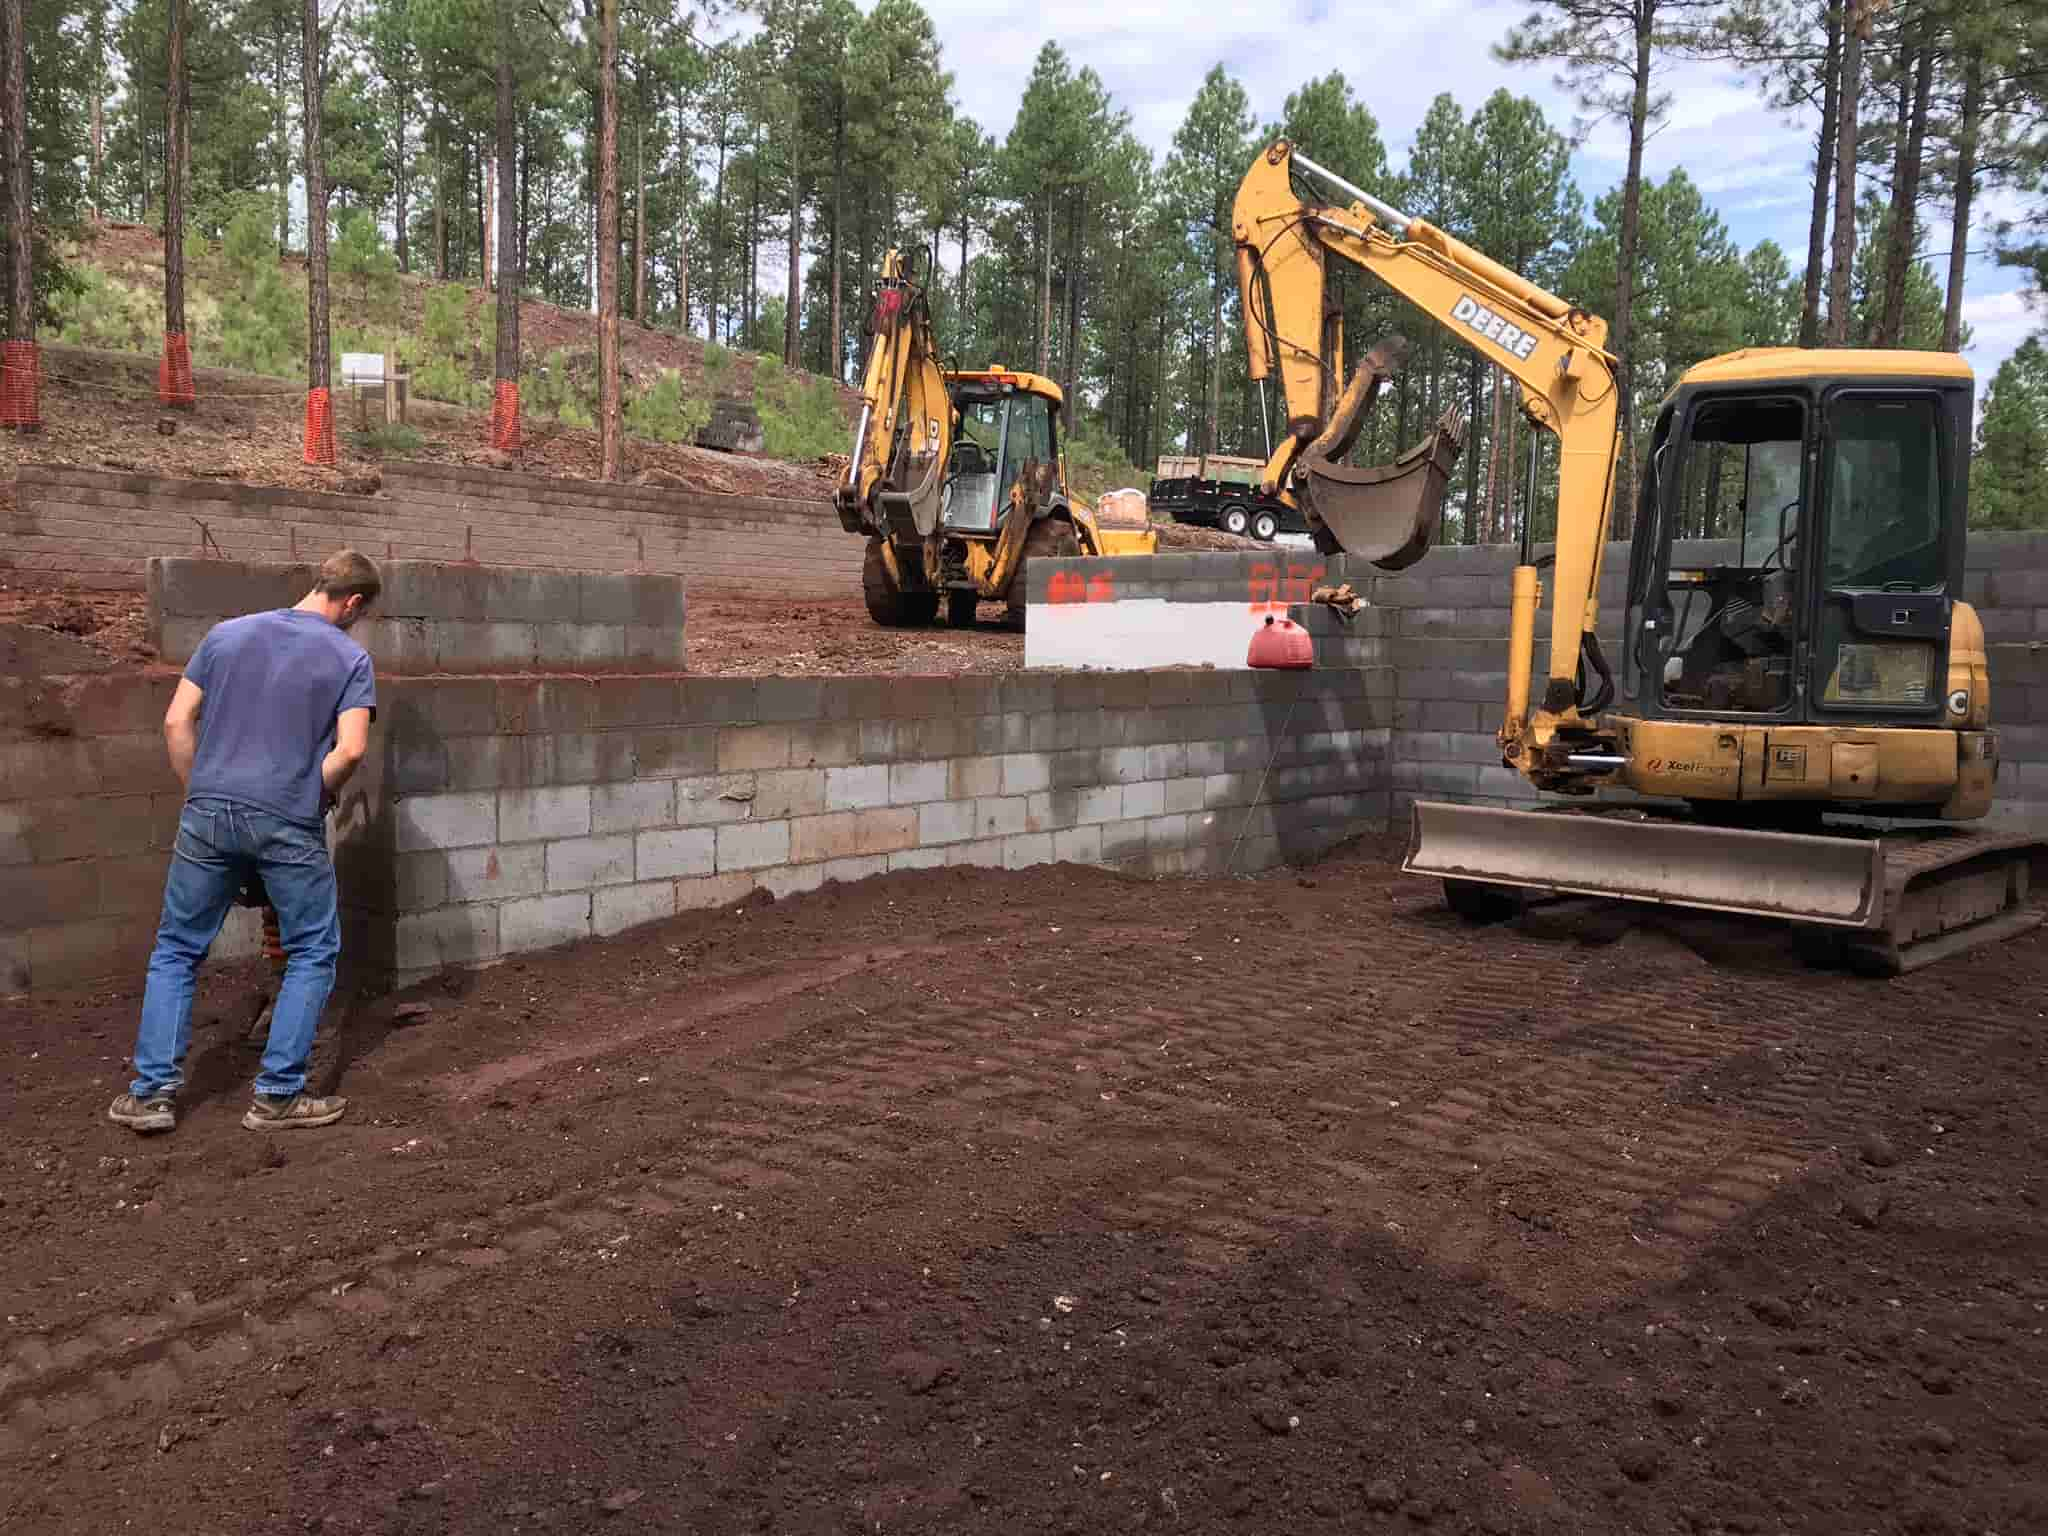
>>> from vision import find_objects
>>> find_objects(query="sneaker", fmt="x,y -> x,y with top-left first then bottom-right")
108,1093 -> 177,1134
242,1093 -> 348,1131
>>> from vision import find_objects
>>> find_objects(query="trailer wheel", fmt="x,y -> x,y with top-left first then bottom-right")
1443,879 -> 1523,923
1221,504 -> 1250,536
1251,509 -> 1280,542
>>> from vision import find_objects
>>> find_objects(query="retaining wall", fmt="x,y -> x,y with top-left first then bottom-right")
7,460 -> 856,598
149,558 -> 688,674
1029,535 -> 2048,832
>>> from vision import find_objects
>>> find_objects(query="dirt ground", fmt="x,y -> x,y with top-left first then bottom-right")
4,843 -> 2045,1534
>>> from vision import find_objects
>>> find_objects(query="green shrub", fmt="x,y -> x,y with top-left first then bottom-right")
625,367 -> 712,444
205,204 -> 302,377
411,355 -> 486,408
334,208 -> 400,318
753,353 -> 845,460
700,340 -> 734,394
523,347 -> 595,425
349,422 -> 426,458
50,267 -> 158,352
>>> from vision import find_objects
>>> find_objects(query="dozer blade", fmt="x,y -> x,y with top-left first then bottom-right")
1303,406 -> 1467,570
1401,801 -> 1887,927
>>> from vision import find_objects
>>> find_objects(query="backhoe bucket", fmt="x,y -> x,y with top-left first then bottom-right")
877,449 -> 945,540
1401,800 -> 1887,927
1303,406 -> 1467,571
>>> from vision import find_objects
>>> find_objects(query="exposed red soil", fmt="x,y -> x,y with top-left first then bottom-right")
5,844 -> 2045,1534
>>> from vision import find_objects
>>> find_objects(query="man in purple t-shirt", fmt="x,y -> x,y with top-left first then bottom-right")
109,551 -> 381,1135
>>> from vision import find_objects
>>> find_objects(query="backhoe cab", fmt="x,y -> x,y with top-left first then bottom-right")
839,250 -> 1150,629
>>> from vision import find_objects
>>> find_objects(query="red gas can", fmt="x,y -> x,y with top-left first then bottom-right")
1247,615 -> 1314,670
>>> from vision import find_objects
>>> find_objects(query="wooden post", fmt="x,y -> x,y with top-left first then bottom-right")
384,348 -> 397,426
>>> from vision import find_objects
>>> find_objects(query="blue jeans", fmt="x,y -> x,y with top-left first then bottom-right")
130,798 -> 340,1101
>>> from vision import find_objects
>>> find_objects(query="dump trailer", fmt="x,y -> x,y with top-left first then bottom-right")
836,250 -> 1154,628
1231,138 -> 2046,971
1149,454 -> 1303,541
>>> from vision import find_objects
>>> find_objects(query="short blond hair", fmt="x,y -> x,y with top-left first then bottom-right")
314,549 -> 382,605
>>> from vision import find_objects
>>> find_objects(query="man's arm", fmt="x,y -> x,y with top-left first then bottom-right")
322,706 -> 373,797
163,679 -> 205,788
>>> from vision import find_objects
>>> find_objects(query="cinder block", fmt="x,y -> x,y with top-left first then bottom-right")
674,773 -> 758,825
624,626 -> 688,669
918,800 -> 976,845
972,797 -> 1028,839
945,838 -> 1006,869
825,764 -> 890,810
889,846 -> 948,872
789,808 -> 917,863
496,677 -> 597,735
637,727 -> 719,779
758,862 -> 827,899
717,819 -> 791,872
500,785 -> 592,843
637,827 -> 717,879
752,768 -> 827,820
889,760 -> 949,805
858,719 -> 898,763
393,903 -> 499,972
999,753 -> 1053,795
1099,818 -> 1150,861
394,791 -> 496,853
434,621 -> 541,671
1052,825 -> 1102,864
678,678 -> 757,725
535,622 -> 627,667
443,735 -> 551,791
483,566 -> 582,625
817,854 -> 889,887
1121,780 -> 1167,819
593,880 -> 677,937
1146,814 -> 1189,853
675,871 -> 757,912
501,892 -> 592,952
1102,746 -> 1149,784
0,862 -> 98,931
1073,785 -> 1123,824
948,756 -> 1003,799
152,557 -> 314,620
0,739 -> 101,801
1003,832 -> 1054,871
596,676 -> 681,729
719,725 -> 792,772
545,833 -> 635,890
592,780 -> 675,833
553,732 -> 637,785
446,843 -> 546,903
789,722 -> 859,768
392,850 -> 449,910
1163,776 -> 1208,814
580,570 -> 685,628
755,677 -> 826,723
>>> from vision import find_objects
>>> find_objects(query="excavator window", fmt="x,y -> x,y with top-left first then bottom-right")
1821,396 -> 1944,592
1655,396 -> 1808,717
942,392 -> 1060,536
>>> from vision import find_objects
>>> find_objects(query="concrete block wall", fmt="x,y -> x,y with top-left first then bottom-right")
148,558 -> 688,674
7,460 -> 857,598
354,668 -> 1390,988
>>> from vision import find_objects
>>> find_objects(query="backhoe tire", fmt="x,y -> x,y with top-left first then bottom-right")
1443,878 -> 1523,924
1005,517 -> 1082,628
862,539 -> 939,628
945,589 -> 979,628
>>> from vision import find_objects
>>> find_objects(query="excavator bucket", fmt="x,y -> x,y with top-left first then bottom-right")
1401,800 -> 1887,926
1303,406 -> 1467,570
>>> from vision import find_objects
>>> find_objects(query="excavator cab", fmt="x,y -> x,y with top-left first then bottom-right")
941,378 -> 1058,537
1623,358 -> 1970,754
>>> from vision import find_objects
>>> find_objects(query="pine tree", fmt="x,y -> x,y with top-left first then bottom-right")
1971,336 -> 2048,530
1163,66 -> 1254,465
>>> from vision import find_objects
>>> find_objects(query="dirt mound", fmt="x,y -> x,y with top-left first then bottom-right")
1152,520 -> 1264,551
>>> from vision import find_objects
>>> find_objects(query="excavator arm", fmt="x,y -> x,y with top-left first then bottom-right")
1233,139 -> 1623,777
836,249 -> 953,571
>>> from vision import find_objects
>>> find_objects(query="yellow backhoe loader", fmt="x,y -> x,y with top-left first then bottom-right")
1234,138 -> 2046,972
836,250 -> 1153,628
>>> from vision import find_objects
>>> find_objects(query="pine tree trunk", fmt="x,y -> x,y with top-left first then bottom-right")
484,157 -> 495,289
1827,2 -> 1861,345
746,123 -> 760,339
1942,57 -> 1981,353
711,133 -> 726,342
633,74 -> 646,326
164,0 -> 187,346
1800,0 -> 1840,349
4,0 -> 29,343
596,0 -> 620,479
303,0 -> 328,396
275,30 -> 290,253
1037,193 -> 1052,376
957,204 -> 970,345
1205,260 -> 1222,463
1876,34 -> 1933,348
395,91 -> 410,273
1608,6 -> 1654,537
494,0 -> 516,385
1063,189 -> 1083,412
784,144 -> 800,367
1463,353 -> 1481,544
829,102 -> 843,377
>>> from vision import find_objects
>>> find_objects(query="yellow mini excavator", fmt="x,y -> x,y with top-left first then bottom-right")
836,249 -> 1153,628
1234,138 -> 2045,972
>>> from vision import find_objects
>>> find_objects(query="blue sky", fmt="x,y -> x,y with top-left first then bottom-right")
887,0 -> 2041,390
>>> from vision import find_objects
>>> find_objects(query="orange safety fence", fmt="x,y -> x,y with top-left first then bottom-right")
489,377 -> 521,453
302,386 -> 336,466
158,331 -> 195,407
0,339 -> 41,429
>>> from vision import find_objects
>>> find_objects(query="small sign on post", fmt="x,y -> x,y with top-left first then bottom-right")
341,353 -> 383,432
